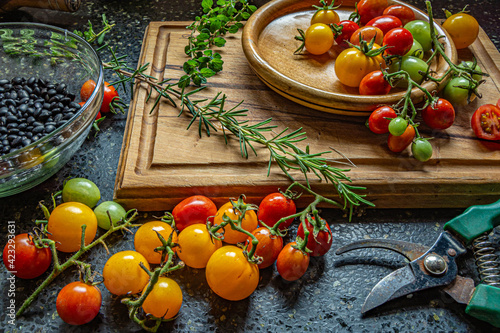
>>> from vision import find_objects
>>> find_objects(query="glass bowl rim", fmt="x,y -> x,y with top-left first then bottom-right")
0,22 -> 104,160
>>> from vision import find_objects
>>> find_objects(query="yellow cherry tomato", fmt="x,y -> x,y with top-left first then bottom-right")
334,43 -> 386,87
134,221 -> 178,264
177,223 -> 222,269
205,245 -> 259,301
142,277 -> 183,319
213,201 -> 258,244
103,250 -> 151,296
305,23 -> 334,55
47,202 -> 98,253
311,8 -> 339,26
134,221 -> 177,264
442,12 -> 479,49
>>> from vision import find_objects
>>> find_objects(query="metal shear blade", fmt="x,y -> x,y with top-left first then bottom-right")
336,232 -> 469,313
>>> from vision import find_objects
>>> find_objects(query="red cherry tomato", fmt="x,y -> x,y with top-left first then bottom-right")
471,104 -> 500,141
246,227 -> 284,269
101,82 -> 119,113
333,20 -> 360,48
359,70 -> 391,96
258,192 -> 296,231
296,216 -> 333,257
2,233 -> 52,279
56,281 -> 102,325
276,242 -> 310,281
358,0 -> 389,25
388,124 -> 415,152
422,98 -> 455,130
366,15 -> 403,35
383,4 -> 415,26
383,28 -> 413,56
367,106 -> 397,134
171,195 -> 217,231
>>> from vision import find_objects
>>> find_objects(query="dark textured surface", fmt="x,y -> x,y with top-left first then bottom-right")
0,0 -> 499,332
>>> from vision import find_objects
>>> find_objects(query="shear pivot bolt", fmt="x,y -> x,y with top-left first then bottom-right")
424,254 -> 447,275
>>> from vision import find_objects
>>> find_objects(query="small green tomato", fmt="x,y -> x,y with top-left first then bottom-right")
411,139 -> 433,162
62,178 -> 101,208
94,201 -> 127,230
388,117 -> 408,136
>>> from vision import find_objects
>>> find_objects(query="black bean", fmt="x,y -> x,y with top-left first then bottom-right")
49,95 -> 61,103
53,113 -> 63,122
7,123 -> 18,129
18,123 -> 27,130
6,115 -> 17,123
69,101 -> 81,109
60,97 -> 71,105
9,91 -> 18,100
45,124 -> 56,133
32,121 -> 43,127
0,116 -> 6,125
56,120 -> 66,127
26,107 -> 35,115
3,83 -> 12,91
43,102 -> 51,109
33,87 -> 41,95
11,136 -> 22,146
34,102 -> 43,109
38,110 -> 51,120
33,108 -> 41,117
56,83 -> 67,93
8,128 -> 19,134
2,139 -> 8,146
0,79 -> 9,86
18,97 -> 30,105
21,138 -> 31,146
4,99 -> 15,107
12,77 -> 23,85
7,134 -> 17,141
32,125 -> 44,134
47,89 -> 57,97
27,77 -> 36,86
25,132 -> 33,138
24,86 -> 33,94
32,135 -> 40,141
0,107 -> 7,117
62,112 -> 74,120
18,104 -> 28,113
0,126 -> 6,133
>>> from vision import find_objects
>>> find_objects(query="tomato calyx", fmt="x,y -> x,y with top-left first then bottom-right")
348,35 -> 387,57
312,0 -> 340,13
293,28 -> 308,54
443,4 -> 470,18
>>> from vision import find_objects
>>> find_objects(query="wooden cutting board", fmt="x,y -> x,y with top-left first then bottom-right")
113,22 -> 500,211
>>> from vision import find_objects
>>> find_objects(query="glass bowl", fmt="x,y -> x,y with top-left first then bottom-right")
0,22 -> 104,197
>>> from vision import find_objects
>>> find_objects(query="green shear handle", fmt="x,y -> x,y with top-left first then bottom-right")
444,199 -> 500,328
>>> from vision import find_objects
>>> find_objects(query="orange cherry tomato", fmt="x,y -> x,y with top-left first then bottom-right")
102,250 -> 151,296
276,242 -> 310,281
388,124 -> 415,152
134,221 -> 178,264
177,223 -> 222,269
213,201 -> 258,244
47,202 -> 98,253
246,227 -> 283,269
141,277 -> 183,319
349,26 -> 384,46
206,245 -> 259,301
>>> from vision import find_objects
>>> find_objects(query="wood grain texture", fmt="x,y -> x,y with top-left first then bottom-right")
114,22 -> 500,211
242,0 -> 457,115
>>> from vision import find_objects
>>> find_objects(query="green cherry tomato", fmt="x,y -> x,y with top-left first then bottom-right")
94,201 -> 127,230
457,61 -> 482,82
442,76 -> 475,107
62,178 -> 101,208
411,139 -> 433,162
404,20 -> 432,52
389,56 -> 428,87
388,117 -> 408,136
404,39 -> 424,59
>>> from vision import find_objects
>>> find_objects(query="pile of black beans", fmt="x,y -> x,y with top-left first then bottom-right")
0,77 -> 81,156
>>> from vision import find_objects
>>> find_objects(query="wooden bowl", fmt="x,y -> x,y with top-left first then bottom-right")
241,0 -> 458,116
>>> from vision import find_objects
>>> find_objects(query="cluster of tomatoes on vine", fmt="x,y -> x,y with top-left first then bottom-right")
295,0 -> 499,159
2,177 -> 334,330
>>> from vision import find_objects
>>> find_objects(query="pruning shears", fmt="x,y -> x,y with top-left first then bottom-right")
336,200 -> 500,328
